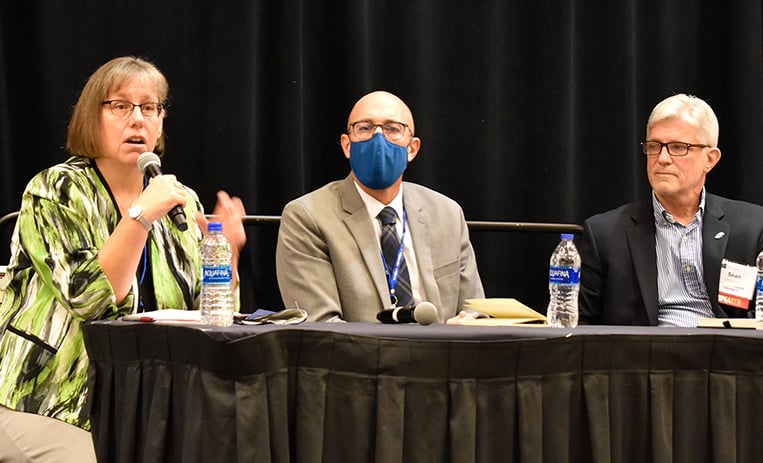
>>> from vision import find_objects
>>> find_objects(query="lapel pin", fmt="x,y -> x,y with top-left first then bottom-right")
714,232 -> 725,240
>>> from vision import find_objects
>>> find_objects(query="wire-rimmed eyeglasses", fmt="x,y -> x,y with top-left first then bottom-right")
102,100 -> 165,119
349,120 -> 411,142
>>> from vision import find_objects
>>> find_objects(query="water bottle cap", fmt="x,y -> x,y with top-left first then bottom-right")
208,221 -> 223,232
561,233 -> 574,240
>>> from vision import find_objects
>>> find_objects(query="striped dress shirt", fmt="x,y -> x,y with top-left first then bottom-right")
653,190 -> 715,327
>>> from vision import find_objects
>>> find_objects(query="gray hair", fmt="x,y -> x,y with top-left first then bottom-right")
647,93 -> 719,147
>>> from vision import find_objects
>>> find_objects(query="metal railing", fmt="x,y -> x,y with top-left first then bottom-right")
0,211 -> 19,230
238,215 -> 583,234
0,211 -> 583,234
464,220 -> 582,233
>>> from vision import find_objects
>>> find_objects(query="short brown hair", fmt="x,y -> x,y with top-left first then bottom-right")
66,56 -> 169,158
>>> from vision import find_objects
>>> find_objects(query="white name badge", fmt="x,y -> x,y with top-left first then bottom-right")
718,259 -> 758,309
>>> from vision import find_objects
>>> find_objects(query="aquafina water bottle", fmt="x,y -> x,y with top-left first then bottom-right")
200,221 -> 233,326
546,233 -> 581,328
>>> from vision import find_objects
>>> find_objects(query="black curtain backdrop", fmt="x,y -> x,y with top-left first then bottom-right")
1,1 -> 762,312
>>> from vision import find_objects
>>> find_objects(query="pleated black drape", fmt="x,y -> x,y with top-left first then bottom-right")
1,0 -> 761,311
84,322 -> 763,462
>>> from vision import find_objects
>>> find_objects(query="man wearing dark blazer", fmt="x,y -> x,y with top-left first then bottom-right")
579,94 -> 763,326
276,91 -> 484,322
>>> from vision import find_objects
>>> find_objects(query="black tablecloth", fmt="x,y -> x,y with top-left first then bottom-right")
82,321 -> 763,462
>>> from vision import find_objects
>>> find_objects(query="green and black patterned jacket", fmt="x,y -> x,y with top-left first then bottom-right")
0,156 -> 203,429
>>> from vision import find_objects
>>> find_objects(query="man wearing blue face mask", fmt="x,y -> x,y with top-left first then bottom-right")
276,90 -> 484,322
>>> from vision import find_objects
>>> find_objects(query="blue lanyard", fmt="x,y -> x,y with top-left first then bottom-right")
139,245 -> 147,285
380,209 -> 407,308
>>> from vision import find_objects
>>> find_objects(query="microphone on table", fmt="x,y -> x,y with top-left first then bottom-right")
376,301 -> 438,326
137,152 -> 188,231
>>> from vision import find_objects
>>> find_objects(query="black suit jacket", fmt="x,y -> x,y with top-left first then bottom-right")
579,193 -> 763,325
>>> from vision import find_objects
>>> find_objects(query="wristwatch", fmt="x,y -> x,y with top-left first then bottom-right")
128,205 -> 152,231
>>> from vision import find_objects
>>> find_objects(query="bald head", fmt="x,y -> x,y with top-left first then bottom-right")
347,91 -> 415,135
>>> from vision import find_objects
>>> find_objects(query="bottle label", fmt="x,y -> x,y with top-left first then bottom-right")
758,275 -> 763,292
549,266 -> 580,284
203,266 -> 232,284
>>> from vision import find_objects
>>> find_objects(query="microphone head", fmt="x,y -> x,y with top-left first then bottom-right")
414,301 -> 438,325
137,152 -> 161,174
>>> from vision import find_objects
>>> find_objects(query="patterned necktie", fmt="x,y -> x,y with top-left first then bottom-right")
378,207 -> 413,307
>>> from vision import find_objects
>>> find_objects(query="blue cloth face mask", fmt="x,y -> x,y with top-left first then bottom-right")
349,132 -> 409,189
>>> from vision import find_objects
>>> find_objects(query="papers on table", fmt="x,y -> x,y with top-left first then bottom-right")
459,298 -> 547,326
697,317 -> 756,329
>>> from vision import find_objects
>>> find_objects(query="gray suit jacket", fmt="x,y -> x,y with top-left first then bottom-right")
276,175 -> 484,322
579,193 -> 763,325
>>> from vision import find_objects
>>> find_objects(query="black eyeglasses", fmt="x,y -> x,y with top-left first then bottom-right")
349,120 -> 411,142
641,141 -> 709,157
102,100 -> 165,118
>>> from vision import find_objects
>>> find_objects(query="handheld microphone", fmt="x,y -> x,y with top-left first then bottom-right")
376,301 -> 438,325
137,152 -> 188,231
